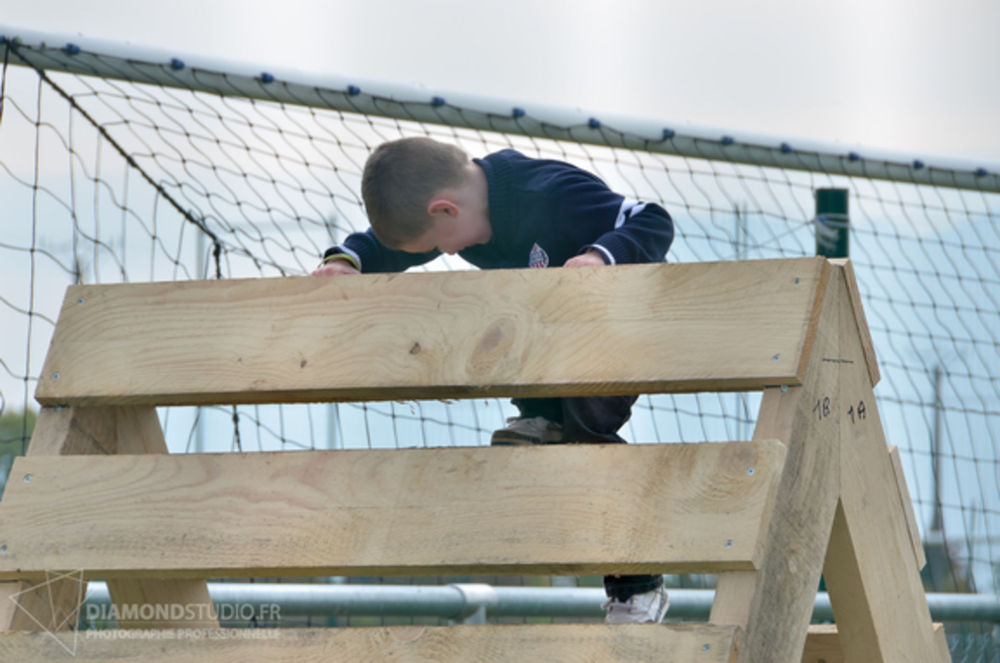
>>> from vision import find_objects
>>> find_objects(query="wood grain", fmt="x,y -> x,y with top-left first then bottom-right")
35,259 -> 827,406
709,265 -> 844,663
0,407 -> 215,631
820,264 -> 946,662
0,623 -> 741,663
0,442 -> 784,580
888,445 -> 926,572
801,624 -> 948,663
8,257 -> 944,662
829,258 -> 880,386
801,624 -> 843,663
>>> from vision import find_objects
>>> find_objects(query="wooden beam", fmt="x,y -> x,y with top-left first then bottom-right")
21,406 -> 117,456
802,624 -> 842,663
799,624 -> 948,663
829,258 -> 880,386
710,263 -> 843,662
0,442 -> 784,580
820,264 -> 946,662
0,624 -> 742,662
0,407 -> 216,632
716,262 -> 943,662
0,408 -> 120,632
888,445 -> 927,572
0,571 -> 85,634
36,259 -> 827,406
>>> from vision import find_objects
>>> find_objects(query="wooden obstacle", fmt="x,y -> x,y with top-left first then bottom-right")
0,257 -> 948,662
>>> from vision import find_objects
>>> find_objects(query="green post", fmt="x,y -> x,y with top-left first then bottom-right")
815,188 -> 849,258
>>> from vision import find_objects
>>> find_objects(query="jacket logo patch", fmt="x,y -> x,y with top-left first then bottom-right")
528,243 -> 549,268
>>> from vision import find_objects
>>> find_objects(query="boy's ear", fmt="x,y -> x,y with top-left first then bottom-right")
427,197 -> 459,217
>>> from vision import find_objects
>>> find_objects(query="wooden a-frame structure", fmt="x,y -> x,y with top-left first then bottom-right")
0,257 -> 948,661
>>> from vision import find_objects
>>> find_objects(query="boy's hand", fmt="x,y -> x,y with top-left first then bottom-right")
311,258 -> 361,276
563,250 -> 606,268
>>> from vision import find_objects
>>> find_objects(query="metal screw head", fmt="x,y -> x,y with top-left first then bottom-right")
772,354 -> 781,362
703,644 -> 711,651
725,540 -> 733,548
52,372 -> 60,380
23,474 -> 31,483
77,297 -> 86,305
0,545 -> 6,554
747,467 -> 755,476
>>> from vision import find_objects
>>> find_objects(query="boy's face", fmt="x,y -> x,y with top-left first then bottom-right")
398,213 -> 491,256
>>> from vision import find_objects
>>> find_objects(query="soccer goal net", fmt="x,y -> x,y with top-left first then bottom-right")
1,28 -> 998,610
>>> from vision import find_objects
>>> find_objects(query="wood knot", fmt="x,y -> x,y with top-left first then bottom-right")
409,342 -> 422,355
467,318 -> 517,376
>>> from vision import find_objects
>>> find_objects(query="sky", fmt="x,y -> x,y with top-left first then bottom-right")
2,0 -> 999,164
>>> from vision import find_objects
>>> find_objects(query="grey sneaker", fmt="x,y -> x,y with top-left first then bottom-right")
490,416 -> 563,446
602,586 -> 670,624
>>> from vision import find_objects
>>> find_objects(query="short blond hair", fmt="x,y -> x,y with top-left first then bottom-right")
361,137 -> 468,248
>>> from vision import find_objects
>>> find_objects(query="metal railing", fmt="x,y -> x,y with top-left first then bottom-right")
84,582 -> 1000,625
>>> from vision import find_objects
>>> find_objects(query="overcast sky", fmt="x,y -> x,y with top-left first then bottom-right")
2,0 -> 999,164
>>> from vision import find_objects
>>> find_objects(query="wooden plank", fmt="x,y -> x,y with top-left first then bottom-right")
0,407 -> 216,632
931,623 -> 951,662
710,264 -> 843,662
36,258 -> 827,406
0,572 -> 85,633
708,571 -> 756,627
829,258 -> 880,386
821,501 -> 876,659
0,408 -> 121,632
800,623 -> 948,663
91,408 -> 218,628
0,441 -> 784,580
0,624 -> 742,663
821,264 -> 945,662
888,445 -> 927,572
24,406 -> 186,458
801,624 -> 842,663
23,406 -> 117,456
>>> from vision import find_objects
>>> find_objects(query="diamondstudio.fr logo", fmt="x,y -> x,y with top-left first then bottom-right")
7,571 -> 282,657
6,569 -> 87,656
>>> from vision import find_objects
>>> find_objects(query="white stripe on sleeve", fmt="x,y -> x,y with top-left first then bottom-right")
338,246 -> 362,270
589,244 -> 615,265
615,198 -> 648,229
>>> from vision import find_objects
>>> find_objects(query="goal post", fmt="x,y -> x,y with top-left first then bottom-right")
2,25 -> 998,194
1,24 -> 998,642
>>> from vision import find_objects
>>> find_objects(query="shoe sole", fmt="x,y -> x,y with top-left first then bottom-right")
491,434 -> 547,446
490,434 -> 565,446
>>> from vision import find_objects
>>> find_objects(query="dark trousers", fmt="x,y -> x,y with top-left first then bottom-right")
511,395 -> 664,601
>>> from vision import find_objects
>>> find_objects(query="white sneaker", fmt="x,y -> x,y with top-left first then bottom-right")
490,416 -> 563,446
603,585 -> 670,624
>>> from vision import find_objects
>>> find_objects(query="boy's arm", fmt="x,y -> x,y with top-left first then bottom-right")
318,228 -> 440,274
583,199 -> 674,265
545,164 -> 674,266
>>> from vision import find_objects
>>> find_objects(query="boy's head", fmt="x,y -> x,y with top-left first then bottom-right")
362,137 -> 469,249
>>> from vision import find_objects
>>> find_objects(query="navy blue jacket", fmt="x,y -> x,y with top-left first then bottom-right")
323,149 -> 673,272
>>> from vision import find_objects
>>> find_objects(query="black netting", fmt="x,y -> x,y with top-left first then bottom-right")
1,38 -> 997,633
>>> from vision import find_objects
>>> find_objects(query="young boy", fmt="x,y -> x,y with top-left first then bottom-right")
314,136 -> 674,623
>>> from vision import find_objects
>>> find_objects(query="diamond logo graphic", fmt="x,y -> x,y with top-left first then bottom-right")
7,569 -> 87,656
528,242 -> 549,268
